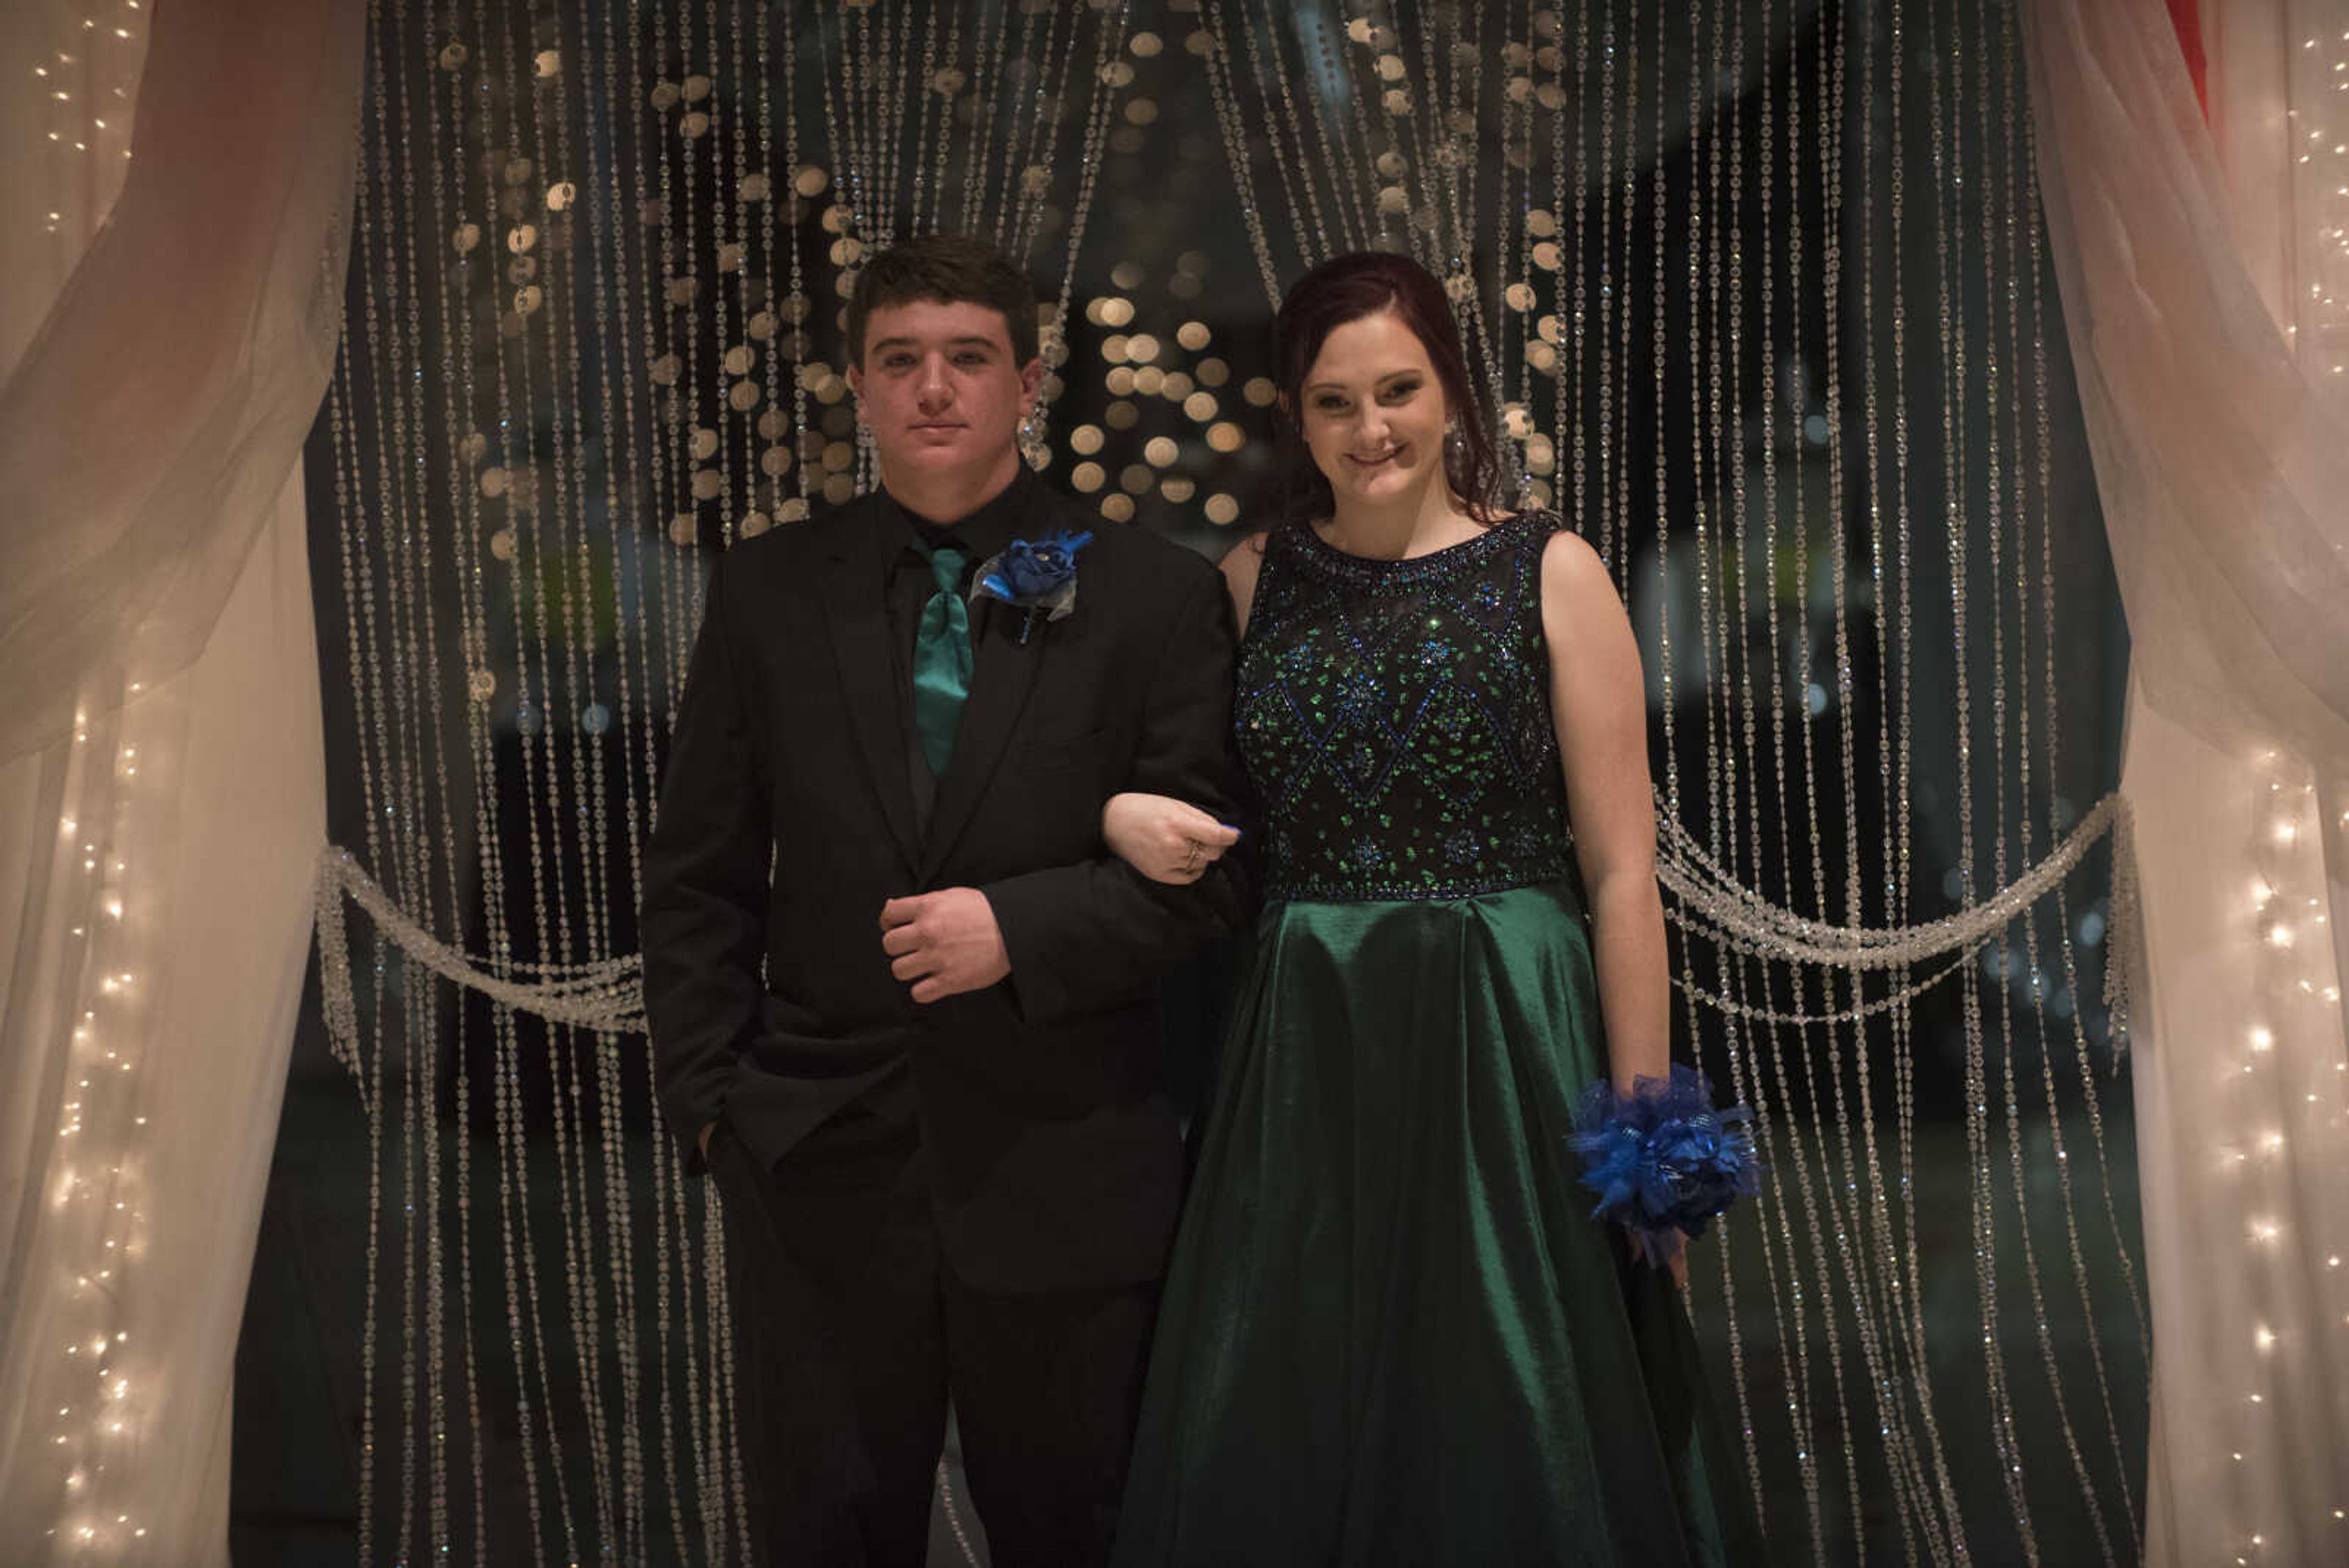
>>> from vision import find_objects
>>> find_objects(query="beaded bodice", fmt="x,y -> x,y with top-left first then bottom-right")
1235,510 -> 1577,902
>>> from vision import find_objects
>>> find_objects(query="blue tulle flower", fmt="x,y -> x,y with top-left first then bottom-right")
977,531 -> 1090,606
971,531 -> 1090,644
1568,1064 -> 1759,1265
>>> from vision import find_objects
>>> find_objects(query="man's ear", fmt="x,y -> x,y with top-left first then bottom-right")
1017,355 -> 1044,414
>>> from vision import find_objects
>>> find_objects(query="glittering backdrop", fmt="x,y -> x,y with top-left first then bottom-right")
311,2 -> 2151,1562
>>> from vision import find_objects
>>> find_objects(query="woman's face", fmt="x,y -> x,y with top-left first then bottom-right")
1294,307 -> 1452,512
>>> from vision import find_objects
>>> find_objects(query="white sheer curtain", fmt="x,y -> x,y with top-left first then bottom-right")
0,2 -> 361,1562
2024,2 -> 2349,1564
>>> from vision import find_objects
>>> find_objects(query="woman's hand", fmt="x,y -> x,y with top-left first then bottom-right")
1102,792 -> 1241,885
1625,1225 -> 1691,1288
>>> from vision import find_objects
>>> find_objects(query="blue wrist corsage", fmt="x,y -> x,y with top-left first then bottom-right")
1567,1063 -> 1760,1267
970,530 -> 1091,644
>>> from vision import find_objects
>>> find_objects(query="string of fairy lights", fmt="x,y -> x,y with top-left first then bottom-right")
2295,28 -> 2349,387
17,4 -> 163,1555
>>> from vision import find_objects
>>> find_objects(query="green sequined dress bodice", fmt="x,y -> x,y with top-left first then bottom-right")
1234,509 -> 1575,902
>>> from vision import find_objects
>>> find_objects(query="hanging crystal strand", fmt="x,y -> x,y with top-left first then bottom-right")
1293,4 -> 1367,256
1034,1 -> 1130,458
1198,2 -> 1281,307
1677,0 -> 1775,1535
1307,6 -> 1381,254
1493,0 -> 1532,508
957,0 -> 1011,237
618,5 -> 720,1552
386,2 -> 478,1551
836,0 -> 876,240
492,0 -> 623,1548
1587,3 -> 1622,568
904,7 -> 943,236
873,1 -> 913,245
1697,0 -> 1775,1523
365,37 -> 443,1557
1961,7 -> 2115,1559
418,9 -> 499,1554
778,10 -> 815,523
982,5 -> 1044,248
1754,2 -> 1869,1520
810,4 -> 864,248
1880,6 -> 1973,1550
1011,2 -> 1081,261
538,6 -> 648,1551
1603,6 -> 1642,575
747,1 -> 795,531
577,22 -> 674,1531
1429,5 -> 1503,433
628,7 -> 688,690
1844,9 -> 1926,1549
1724,1 -> 1829,1545
810,4 -> 878,506
467,4 -> 588,1558
669,0 -> 718,632
878,0 -> 913,239
1230,0 -> 1329,268
325,354 -> 390,1565
1808,6 -> 1930,1539
1709,44 -> 1834,1553
1398,0 -> 1450,274
996,0 -> 1065,255
432,21 -> 500,1542
1777,13 -> 1878,1551
1845,6 -> 1956,1554
926,8 -> 968,240
1647,3 -> 1681,917
2016,33 -> 2151,1531
352,16 -> 431,1552
1923,1 -> 2037,1553
706,1194 -> 748,1568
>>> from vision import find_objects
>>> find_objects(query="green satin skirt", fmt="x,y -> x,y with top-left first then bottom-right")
1114,880 -> 1765,1566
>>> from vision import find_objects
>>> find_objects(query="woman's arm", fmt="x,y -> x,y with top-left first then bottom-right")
1539,529 -> 1669,1094
1099,537 -> 1266,883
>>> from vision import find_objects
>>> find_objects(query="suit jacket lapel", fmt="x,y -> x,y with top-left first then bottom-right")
819,512 -> 922,872
918,596 -> 1050,883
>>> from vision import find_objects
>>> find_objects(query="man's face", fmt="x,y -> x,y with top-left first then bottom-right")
848,298 -> 1041,485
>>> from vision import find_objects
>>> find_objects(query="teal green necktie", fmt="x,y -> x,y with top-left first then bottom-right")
911,543 -> 971,777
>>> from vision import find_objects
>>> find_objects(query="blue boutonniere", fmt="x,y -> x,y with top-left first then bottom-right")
970,530 -> 1091,645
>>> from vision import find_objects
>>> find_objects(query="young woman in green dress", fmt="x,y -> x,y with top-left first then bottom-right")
1101,251 -> 1765,1566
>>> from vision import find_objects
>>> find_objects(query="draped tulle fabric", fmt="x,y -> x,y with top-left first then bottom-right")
0,0 -> 360,765
2022,3 -> 2349,1562
0,1 -> 359,1559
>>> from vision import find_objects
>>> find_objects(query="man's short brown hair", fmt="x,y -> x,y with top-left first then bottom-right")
845,233 -> 1039,368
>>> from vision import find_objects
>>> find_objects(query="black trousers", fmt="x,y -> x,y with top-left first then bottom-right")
710,1110 -> 1160,1568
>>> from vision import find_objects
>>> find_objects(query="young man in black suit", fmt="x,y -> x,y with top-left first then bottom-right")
642,234 -> 1248,1567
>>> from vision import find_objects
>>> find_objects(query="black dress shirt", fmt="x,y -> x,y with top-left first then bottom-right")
878,465 -> 1041,831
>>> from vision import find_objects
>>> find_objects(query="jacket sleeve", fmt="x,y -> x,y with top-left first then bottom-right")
981,559 -> 1255,1024
640,554 -> 770,1170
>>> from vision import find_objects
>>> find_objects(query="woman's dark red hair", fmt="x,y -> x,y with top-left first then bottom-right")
1265,251 -> 1506,527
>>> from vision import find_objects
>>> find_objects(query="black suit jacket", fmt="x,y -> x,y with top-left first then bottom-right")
642,481 -> 1250,1291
